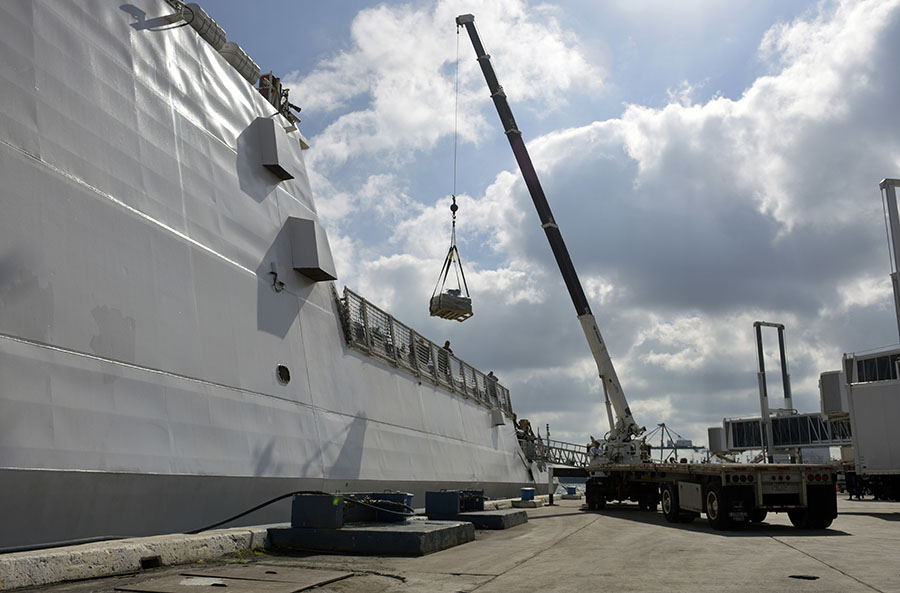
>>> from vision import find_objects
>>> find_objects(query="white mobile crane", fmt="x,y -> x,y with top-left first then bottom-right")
457,14 -> 838,529
455,14 -> 644,465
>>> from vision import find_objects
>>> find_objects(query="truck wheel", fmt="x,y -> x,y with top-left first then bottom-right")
678,512 -> 698,523
803,486 -> 837,529
587,493 -> 606,511
788,507 -> 832,529
705,484 -> 732,530
586,480 -> 599,510
802,504 -> 833,529
639,492 -> 658,512
661,483 -> 680,523
811,511 -> 833,529
788,508 -> 811,529
749,509 -> 767,523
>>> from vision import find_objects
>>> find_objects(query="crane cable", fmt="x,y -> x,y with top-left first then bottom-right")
431,28 -> 470,301
453,25 -> 459,199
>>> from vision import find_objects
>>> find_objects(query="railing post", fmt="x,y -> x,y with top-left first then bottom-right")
409,330 -> 420,375
387,314 -> 398,364
548,466 -> 554,506
430,342 -> 440,383
360,297 -> 372,349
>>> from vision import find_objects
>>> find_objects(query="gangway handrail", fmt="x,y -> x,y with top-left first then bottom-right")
336,286 -> 513,415
519,437 -> 591,467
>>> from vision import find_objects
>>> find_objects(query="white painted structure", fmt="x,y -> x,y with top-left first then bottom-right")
845,348 -> 900,477
0,0 -> 541,549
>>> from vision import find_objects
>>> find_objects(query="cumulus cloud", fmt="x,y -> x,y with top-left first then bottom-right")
284,0 -> 604,170
302,0 -> 900,447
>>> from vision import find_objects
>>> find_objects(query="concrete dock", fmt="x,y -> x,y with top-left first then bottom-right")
6,497 -> 899,592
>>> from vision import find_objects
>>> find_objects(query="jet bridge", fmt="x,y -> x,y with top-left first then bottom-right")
710,414 -> 852,454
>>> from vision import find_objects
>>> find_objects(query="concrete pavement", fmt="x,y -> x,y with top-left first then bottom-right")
15,497 -> 900,593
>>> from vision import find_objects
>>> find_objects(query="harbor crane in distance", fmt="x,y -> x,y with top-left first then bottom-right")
457,13 -> 839,530
455,13 -> 645,464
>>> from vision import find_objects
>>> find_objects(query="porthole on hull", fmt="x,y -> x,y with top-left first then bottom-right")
276,364 -> 291,384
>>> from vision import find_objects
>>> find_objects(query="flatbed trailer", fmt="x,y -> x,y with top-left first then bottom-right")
585,462 -> 837,530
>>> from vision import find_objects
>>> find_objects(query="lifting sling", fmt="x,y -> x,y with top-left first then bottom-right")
430,196 -> 473,321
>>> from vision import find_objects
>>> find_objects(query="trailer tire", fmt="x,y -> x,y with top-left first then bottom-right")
750,509 -> 767,523
794,485 -> 837,529
812,511 -> 834,529
661,483 -> 680,523
588,496 -> 606,511
638,491 -> 658,512
788,507 -> 832,529
788,508 -> 811,529
586,487 -> 606,511
705,484 -> 732,530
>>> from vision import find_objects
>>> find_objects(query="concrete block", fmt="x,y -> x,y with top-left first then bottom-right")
268,520 -> 474,556
0,527 -> 272,590
425,509 -> 527,530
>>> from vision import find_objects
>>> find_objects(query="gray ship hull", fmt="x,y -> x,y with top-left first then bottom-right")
0,0 -> 541,549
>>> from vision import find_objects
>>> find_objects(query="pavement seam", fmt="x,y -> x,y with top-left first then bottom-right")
771,537 -> 884,593
467,513 -> 603,592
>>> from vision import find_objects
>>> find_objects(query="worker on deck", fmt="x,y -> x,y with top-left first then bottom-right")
486,371 -> 498,404
438,340 -> 453,379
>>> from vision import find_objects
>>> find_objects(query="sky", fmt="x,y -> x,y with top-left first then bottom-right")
207,0 -> 900,449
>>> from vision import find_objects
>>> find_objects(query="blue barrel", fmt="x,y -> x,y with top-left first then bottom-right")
566,486 -> 576,496
520,487 -> 535,501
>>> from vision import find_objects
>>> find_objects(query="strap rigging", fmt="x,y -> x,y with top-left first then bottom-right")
428,26 -> 473,322
430,197 -> 470,301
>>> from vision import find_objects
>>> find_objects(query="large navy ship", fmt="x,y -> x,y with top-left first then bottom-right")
0,0 -> 543,549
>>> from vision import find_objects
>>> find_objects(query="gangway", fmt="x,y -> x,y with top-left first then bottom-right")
519,438 -> 591,467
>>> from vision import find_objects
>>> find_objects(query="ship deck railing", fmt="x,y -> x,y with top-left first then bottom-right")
336,286 -> 513,415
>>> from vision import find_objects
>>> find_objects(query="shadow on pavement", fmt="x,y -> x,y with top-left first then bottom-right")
837,511 -> 900,521
527,510 -> 592,521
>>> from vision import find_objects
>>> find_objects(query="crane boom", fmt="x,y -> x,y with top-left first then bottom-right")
456,14 -> 644,448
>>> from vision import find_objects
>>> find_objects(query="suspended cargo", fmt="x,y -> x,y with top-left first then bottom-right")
430,288 -> 472,322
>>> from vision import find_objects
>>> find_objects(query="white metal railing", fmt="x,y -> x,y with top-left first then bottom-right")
519,438 -> 590,467
336,286 -> 513,415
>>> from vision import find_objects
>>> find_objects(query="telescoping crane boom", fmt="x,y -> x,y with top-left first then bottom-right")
456,14 -> 645,461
